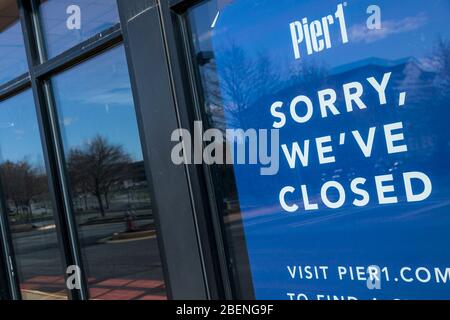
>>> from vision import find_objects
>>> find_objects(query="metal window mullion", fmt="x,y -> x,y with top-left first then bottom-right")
36,80 -> 89,300
158,1 -> 225,300
29,0 -> 48,63
159,0 -> 238,299
0,182 -> 21,299
117,0 -> 207,299
0,73 -> 31,102
0,0 -> 37,301
33,24 -> 122,79
175,11 -> 235,300
17,0 -> 88,300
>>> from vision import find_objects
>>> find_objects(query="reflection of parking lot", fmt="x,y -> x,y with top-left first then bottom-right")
13,219 -> 166,300
22,274 -> 166,300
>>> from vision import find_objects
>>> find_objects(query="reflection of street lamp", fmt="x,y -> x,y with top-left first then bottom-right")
125,205 -> 136,232
126,181 -> 133,206
126,181 -> 137,207
78,195 -> 83,211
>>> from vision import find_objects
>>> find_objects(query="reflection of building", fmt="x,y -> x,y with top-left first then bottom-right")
122,161 -> 148,188
0,0 -> 168,301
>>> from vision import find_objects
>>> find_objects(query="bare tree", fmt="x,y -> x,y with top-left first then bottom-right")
200,43 -> 281,129
67,135 -> 132,217
433,39 -> 450,99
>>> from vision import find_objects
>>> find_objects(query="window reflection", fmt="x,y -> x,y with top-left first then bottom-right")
51,45 -> 167,300
187,0 -> 450,299
0,0 -> 28,85
39,0 -> 119,58
0,90 -> 67,300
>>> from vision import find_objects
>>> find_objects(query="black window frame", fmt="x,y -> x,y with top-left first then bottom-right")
0,0 -> 213,301
117,0 -> 255,300
0,0 -> 242,301
117,0 -> 226,300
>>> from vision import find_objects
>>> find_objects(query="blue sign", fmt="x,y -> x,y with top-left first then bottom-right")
208,0 -> 450,299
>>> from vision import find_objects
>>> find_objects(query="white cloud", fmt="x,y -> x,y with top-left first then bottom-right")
63,117 -> 75,126
349,13 -> 428,43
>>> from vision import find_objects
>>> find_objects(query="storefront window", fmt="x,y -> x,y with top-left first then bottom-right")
51,45 -> 167,300
186,0 -> 450,300
0,0 -> 28,85
0,90 -> 67,300
39,0 -> 119,58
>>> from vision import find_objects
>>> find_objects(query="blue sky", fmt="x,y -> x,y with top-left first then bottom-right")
193,0 -> 450,74
190,0 -> 450,299
0,90 -> 45,167
52,45 -> 144,162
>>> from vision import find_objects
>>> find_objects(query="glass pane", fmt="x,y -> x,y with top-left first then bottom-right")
186,0 -> 450,300
39,0 -> 119,58
0,90 -> 67,300
0,0 -> 28,85
51,45 -> 167,300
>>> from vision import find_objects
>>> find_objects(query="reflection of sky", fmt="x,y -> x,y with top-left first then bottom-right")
52,45 -> 144,162
188,0 -> 450,300
193,0 -> 450,73
0,21 -> 28,85
39,0 -> 119,58
0,90 -> 45,167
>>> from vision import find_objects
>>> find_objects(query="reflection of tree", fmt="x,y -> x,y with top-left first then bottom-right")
430,39 -> 450,166
399,39 -> 450,167
201,44 -> 280,129
200,43 -> 327,130
197,42 -> 328,207
288,60 -> 328,91
0,160 -> 48,222
67,135 -> 132,217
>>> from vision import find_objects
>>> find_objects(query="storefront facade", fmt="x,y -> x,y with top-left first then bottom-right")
0,0 -> 449,300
